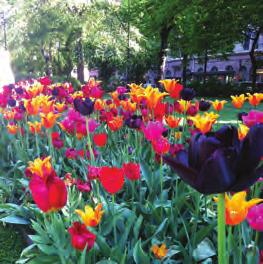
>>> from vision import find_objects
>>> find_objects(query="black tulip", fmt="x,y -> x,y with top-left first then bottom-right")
73,98 -> 94,116
199,99 -> 211,111
164,124 -> 263,194
180,88 -> 196,101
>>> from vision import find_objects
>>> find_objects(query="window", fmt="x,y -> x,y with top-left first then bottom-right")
225,65 -> 234,72
211,66 -> 218,72
197,67 -> 203,72
239,66 -> 248,81
165,70 -> 172,78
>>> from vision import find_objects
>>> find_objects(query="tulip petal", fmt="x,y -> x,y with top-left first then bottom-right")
215,125 -> 239,148
189,133 -> 221,170
234,124 -> 263,190
164,151 -> 198,187
29,176 -> 50,212
197,148 -> 237,194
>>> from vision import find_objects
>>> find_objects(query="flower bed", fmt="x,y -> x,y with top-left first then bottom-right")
0,77 -> 262,263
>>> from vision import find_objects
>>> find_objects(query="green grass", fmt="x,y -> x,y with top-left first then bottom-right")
0,224 -> 26,264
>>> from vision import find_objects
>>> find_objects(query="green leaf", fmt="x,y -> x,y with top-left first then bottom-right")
133,215 -> 143,241
193,238 -> 216,262
96,261 -> 118,264
133,240 -> 150,264
0,215 -> 29,225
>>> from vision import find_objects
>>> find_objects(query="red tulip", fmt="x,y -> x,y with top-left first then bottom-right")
68,222 -> 96,251
99,166 -> 124,194
93,133 -> 107,147
123,162 -> 141,181
29,170 -> 67,212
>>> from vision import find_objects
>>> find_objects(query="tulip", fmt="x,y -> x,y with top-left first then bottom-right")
247,203 -> 263,231
93,133 -> 107,147
242,110 -> 263,127
211,99 -> 227,112
73,98 -> 94,116
164,124 -> 263,194
165,115 -> 181,129
247,93 -> 262,107
214,192 -> 263,226
143,121 -> 165,142
159,79 -> 183,99
99,166 -> 124,194
29,171 -> 67,212
152,136 -> 170,155
231,94 -> 246,109
28,121 -> 42,134
123,162 -> 141,181
75,203 -> 104,227
180,88 -> 196,101
151,243 -> 168,259
199,99 -> 211,111
238,124 -> 249,140
107,116 -> 123,132
68,222 -> 96,251
40,112 -> 60,129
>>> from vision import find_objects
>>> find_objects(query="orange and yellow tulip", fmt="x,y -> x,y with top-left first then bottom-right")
189,113 -> 218,134
230,94 -> 246,109
7,123 -> 19,135
75,203 -> 104,227
215,192 -> 263,226
211,100 -> 227,112
27,156 -> 53,179
24,98 -> 40,116
28,121 -> 42,134
107,116 -> 123,132
159,79 -> 183,99
246,93 -> 262,107
238,124 -> 249,140
165,115 -> 181,128
143,86 -> 168,110
151,243 -> 168,259
40,112 -> 60,129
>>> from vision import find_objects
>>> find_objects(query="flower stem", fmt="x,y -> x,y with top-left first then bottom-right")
112,194 -> 117,245
85,117 -> 95,163
217,193 -> 226,264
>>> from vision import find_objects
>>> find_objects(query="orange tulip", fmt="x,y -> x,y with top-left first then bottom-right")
3,110 -> 15,120
75,203 -> 104,227
215,192 -> 263,226
55,102 -> 66,113
129,83 -> 145,104
40,112 -> 60,129
159,79 -> 183,99
27,83 -> 43,98
94,99 -> 105,111
165,115 -> 181,128
246,93 -> 262,107
24,98 -> 40,116
28,121 -> 42,134
143,86 -> 168,110
230,94 -> 246,109
107,116 -> 123,131
7,123 -> 19,135
211,100 -> 227,112
151,243 -> 168,259
177,99 -> 191,113
120,100 -> 137,112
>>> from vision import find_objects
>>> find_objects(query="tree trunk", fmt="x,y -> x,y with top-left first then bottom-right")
157,26 -> 172,83
249,28 -> 261,91
203,50 -> 208,84
182,53 -> 188,86
76,35 -> 84,83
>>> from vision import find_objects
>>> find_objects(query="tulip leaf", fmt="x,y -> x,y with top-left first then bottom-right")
0,215 -> 29,225
96,260 -> 118,264
133,215 -> 143,241
133,240 -> 150,264
192,238 -> 216,261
